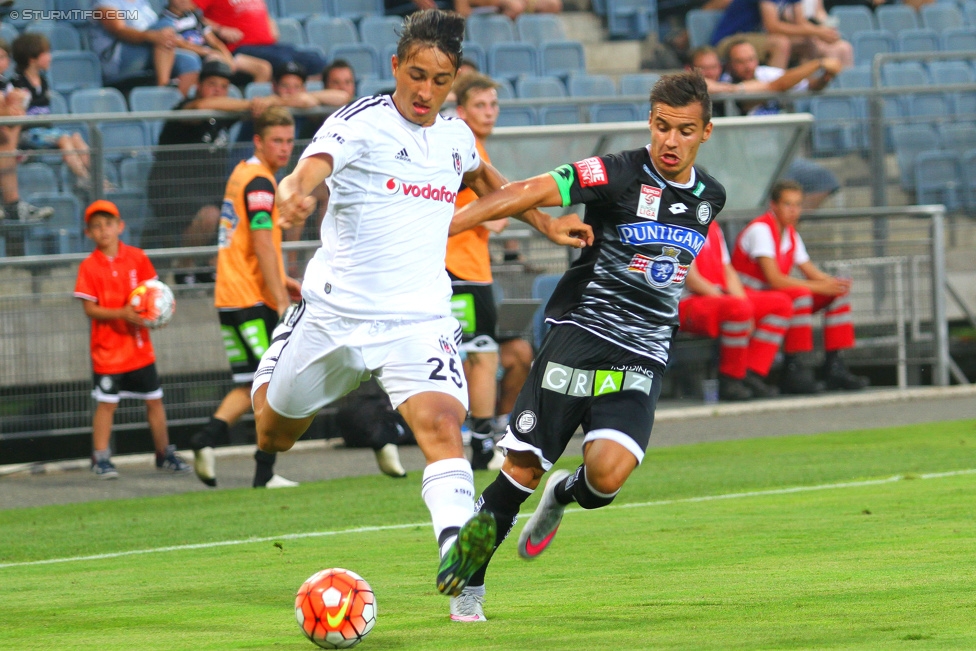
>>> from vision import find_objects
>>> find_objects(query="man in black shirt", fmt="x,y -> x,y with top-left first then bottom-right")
446,71 -> 725,622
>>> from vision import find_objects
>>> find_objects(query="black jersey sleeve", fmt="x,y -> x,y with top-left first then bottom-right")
548,154 -> 627,207
243,176 -> 276,231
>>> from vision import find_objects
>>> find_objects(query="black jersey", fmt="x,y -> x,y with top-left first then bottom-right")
544,147 -> 727,367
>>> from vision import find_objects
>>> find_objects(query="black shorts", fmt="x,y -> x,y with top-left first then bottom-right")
92,363 -> 163,404
218,304 -> 278,384
499,324 -> 663,469
449,274 -> 498,353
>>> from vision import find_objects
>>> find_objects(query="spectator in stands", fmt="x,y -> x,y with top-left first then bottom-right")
385,0 -> 471,16
731,180 -> 869,393
8,34 -> 102,194
467,0 -> 563,18
155,0 -> 273,83
145,60 -> 279,259
194,0 -> 326,79
74,199 -> 191,479
0,38 -> 53,225
91,0 -> 202,95
710,0 -> 852,69
323,59 -> 357,98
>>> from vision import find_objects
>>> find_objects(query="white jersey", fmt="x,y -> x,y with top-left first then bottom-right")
299,95 -> 481,320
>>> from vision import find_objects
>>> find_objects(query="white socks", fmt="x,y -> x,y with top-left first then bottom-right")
421,457 -> 475,554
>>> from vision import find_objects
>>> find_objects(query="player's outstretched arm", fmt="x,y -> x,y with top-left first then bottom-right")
277,154 -> 333,230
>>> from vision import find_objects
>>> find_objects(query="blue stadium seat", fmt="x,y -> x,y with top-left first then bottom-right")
951,87 -> 976,121
276,0 -> 327,20
568,74 -> 616,97
897,28 -> 940,53
18,163 -> 59,198
964,0 -> 976,26
810,96 -> 861,155
606,0 -> 657,40
0,235 -> 6,257
853,30 -> 895,66
69,88 -> 127,114
914,150 -> 962,209
920,3 -> 964,32
590,102 -> 642,122
328,0 -> 382,20
55,0 -> 91,26
306,80 -> 323,91
6,0 -> 53,27
467,14 -> 517,49
329,44 -> 381,79
960,148 -> 976,208
539,105 -> 580,125
48,89 -> 69,115
128,86 -> 183,112
97,121 -> 153,164
305,16 -> 358,52
908,92 -> 950,127
938,122 -> 976,154
24,21 -> 82,51
487,42 -> 538,81
830,5 -> 876,41
356,77 -> 394,97
928,60 -> 974,85
120,157 -> 153,193
516,75 -> 566,99
276,17 -> 306,46
515,14 -> 566,45
893,124 -> 939,189
244,81 -> 273,99
359,15 -> 401,50
538,40 -> 585,78
942,27 -> 976,51
686,9 -> 722,48
23,192 -> 83,255
107,189 -> 150,247
836,64 -> 872,89
531,273 -> 561,349
495,105 -> 537,127
494,78 -> 515,99
881,61 -> 929,87
620,72 -> 660,97
0,22 -> 17,45
460,41 -> 486,72
49,52 -> 102,94
876,4 -> 919,34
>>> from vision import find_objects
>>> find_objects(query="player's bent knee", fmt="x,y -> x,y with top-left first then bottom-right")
502,451 -> 544,489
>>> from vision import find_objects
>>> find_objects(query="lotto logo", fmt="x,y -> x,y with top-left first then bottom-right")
573,157 -> 608,187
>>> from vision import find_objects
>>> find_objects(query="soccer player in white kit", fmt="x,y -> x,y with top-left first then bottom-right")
248,10 -> 593,598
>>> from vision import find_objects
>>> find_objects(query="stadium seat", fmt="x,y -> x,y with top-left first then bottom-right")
830,5 -> 876,41
360,16 -> 401,50
897,28 -> 940,53
590,102 -> 642,122
605,0 -> 657,40
941,27 -> 976,51
964,0 -> 976,26
487,42 -> 538,81
276,0 -> 327,20
914,150 -> 962,210
128,86 -> 183,112
356,77 -> 394,97
516,75 -> 566,99
23,192 -> 83,255
568,74 -> 616,97
467,13 -> 517,49
69,88 -> 128,114
305,16 -> 358,52
920,3 -> 964,32
0,235 -> 6,257
928,60 -> 974,85
810,96 -> 861,155
881,61 -> 929,87
244,81 -> 273,99
6,0 -> 53,27
97,121 -> 152,167
686,9 -> 722,49
24,21 -> 82,51
538,40 -> 585,78
938,122 -> 976,154
48,89 -> 69,115
493,78 -> 515,99
908,92 -> 950,128
539,105 -> 580,125
531,273 -> 561,349
18,163 -> 59,198
107,189 -> 150,247
495,105 -> 537,127
836,65 -> 872,90
876,5 -> 919,34
306,79 -> 323,91
951,87 -> 976,121
276,17 -> 306,46
853,30 -> 895,66
120,156 -> 153,193
329,44 -> 381,79
328,0 -> 382,20
960,148 -> 976,208
0,22 -> 17,45
55,0 -> 91,25
460,41 -> 486,72
516,14 -> 566,45
48,52 -> 102,94
620,72 -> 660,98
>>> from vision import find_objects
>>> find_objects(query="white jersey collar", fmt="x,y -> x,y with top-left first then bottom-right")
645,145 -> 697,189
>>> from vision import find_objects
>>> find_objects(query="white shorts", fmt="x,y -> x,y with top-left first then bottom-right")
265,308 -> 469,420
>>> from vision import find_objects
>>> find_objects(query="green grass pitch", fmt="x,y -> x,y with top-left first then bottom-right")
2,420 -> 976,650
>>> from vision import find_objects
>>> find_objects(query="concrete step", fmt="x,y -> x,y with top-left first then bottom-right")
584,40 -> 642,75
559,11 -> 606,44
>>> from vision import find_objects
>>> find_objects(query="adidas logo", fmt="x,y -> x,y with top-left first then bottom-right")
395,148 -> 411,162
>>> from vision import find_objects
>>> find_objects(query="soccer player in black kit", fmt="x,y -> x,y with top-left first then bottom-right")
445,72 -> 725,622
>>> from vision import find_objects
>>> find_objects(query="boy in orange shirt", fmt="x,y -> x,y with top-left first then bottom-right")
74,200 -> 190,479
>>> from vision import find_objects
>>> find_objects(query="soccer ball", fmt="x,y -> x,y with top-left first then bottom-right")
128,279 -> 175,329
295,568 -> 376,649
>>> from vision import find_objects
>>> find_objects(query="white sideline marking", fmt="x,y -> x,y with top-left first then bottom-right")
2,468 -> 974,570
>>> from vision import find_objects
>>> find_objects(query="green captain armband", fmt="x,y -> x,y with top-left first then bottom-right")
548,164 -> 575,208
250,211 -> 273,230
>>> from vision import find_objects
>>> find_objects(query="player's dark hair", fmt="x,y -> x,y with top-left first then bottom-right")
322,58 -> 354,82
769,179 -> 804,202
651,71 -> 712,125
12,33 -> 49,73
396,9 -> 465,71
254,105 -> 294,137
454,73 -> 498,107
